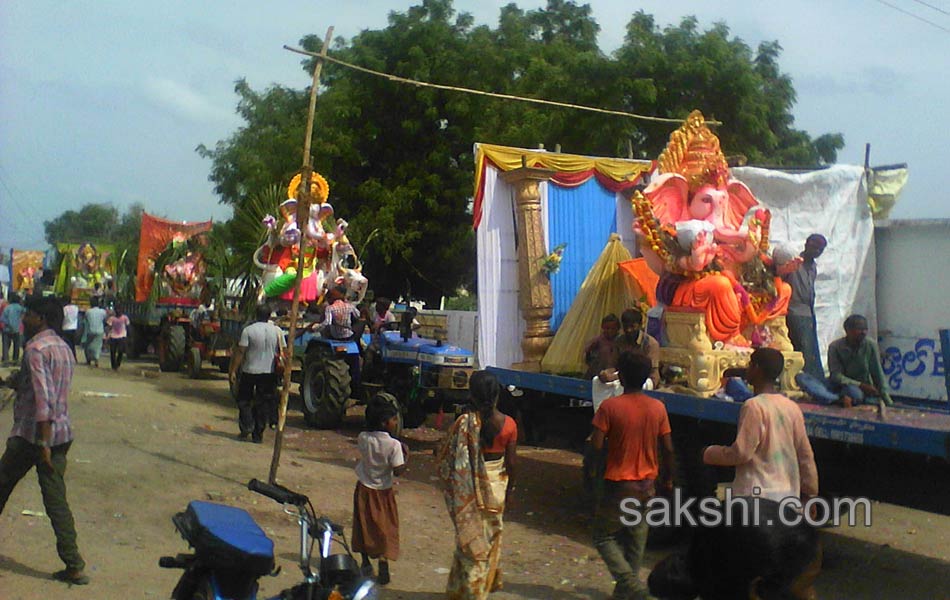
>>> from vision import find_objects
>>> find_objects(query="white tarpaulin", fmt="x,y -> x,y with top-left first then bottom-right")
732,165 -> 875,367
478,161 -> 875,373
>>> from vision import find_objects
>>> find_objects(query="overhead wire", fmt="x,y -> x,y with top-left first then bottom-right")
909,0 -> 950,17
873,0 -> 950,33
283,45 -> 721,126
0,164 -> 50,248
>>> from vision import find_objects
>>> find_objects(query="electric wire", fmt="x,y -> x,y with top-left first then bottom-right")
283,45 -> 720,126
909,0 -> 950,17
873,0 -> 950,33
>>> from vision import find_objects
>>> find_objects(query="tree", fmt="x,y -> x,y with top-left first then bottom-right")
44,202 -> 143,249
612,15 -> 843,164
44,204 -> 119,245
199,0 -> 843,303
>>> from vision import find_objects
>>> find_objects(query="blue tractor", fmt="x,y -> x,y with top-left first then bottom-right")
294,327 -> 475,430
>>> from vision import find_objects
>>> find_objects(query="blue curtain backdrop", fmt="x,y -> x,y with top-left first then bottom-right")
546,178 -> 618,330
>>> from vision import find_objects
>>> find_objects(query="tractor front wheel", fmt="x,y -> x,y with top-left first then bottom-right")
185,346 -> 202,379
301,349 -> 351,429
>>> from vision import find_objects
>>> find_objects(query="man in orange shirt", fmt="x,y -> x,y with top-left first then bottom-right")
591,352 -> 675,600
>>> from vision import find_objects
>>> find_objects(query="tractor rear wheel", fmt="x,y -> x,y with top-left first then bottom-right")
159,325 -> 186,372
301,349 -> 351,429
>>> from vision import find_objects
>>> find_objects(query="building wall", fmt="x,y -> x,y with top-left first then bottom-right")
875,220 -> 950,400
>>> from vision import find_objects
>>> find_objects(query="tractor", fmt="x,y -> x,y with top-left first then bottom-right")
155,309 -> 232,377
294,321 -> 475,431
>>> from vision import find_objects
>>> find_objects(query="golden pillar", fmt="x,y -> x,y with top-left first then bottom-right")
502,165 -> 556,372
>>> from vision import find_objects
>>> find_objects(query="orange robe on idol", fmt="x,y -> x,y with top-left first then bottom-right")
671,272 -> 791,345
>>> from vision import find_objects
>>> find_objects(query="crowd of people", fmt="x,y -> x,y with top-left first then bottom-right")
425,348 -> 821,600
1,293 -> 130,371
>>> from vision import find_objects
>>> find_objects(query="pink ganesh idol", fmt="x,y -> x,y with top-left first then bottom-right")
632,110 -> 792,347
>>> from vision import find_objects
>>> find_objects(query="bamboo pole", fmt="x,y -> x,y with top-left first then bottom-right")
269,26 -> 334,484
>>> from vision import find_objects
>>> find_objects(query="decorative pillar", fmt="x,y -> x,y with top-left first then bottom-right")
502,165 -> 556,372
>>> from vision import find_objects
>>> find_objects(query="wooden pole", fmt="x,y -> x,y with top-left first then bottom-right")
269,26 -> 334,484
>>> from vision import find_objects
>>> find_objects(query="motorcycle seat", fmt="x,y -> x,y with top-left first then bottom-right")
174,501 -> 275,576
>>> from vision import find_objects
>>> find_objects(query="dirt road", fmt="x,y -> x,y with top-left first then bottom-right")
1,360 -> 948,599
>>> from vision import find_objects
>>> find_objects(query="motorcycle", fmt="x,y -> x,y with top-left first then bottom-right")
160,479 -> 376,600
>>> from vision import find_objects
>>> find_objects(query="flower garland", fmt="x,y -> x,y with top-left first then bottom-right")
540,243 -> 567,276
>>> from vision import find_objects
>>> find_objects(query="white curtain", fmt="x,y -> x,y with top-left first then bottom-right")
476,165 -> 526,369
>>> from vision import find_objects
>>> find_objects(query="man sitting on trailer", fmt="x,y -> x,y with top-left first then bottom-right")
796,314 -> 894,407
322,286 -> 361,341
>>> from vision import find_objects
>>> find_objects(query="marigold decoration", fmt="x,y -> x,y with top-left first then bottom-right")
540,243 -> 567,276
287,171 -> 330,204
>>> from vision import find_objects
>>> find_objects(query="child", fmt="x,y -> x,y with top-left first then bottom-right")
352,395 -> 407,585
372,296 -> 396,333
704,348 -> 818,503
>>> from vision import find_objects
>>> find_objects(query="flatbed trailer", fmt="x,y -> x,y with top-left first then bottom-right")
489,366 -> 950,514
489,366 -> 950,460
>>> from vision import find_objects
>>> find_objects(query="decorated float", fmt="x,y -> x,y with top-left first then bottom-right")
51,242 -> 115,306
252,172 -> 367,305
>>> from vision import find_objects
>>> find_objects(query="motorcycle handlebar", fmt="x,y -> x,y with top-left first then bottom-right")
315,516 -> 344,535
247,479 -> 309,506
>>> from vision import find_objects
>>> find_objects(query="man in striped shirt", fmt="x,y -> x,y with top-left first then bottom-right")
0,296 -> 88,585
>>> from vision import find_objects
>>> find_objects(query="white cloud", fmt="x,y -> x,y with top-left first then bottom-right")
143,76 -> 235,124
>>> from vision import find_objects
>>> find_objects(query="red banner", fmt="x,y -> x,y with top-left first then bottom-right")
135,213 -> 213,302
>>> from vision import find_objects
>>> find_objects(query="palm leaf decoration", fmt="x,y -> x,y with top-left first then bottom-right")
113,245 -> 139,300
228,184 -> 285,315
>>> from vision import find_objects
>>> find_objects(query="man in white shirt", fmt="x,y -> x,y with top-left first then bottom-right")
61,298 -> 80,359
229,305 -> 285,443
82,298 -> 108,368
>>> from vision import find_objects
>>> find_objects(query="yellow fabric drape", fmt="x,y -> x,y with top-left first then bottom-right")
540,234 -> 635,375
474,143 -> 653,204
867,165 -> 908,220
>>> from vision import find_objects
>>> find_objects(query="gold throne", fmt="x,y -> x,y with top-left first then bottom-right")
659,310 -> 804,397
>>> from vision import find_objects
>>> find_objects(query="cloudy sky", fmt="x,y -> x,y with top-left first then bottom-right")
2,0 -> 948,249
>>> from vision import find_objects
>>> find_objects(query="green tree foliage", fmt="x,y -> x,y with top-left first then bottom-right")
200,0 -> 843,303
43,202 -> 144,247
